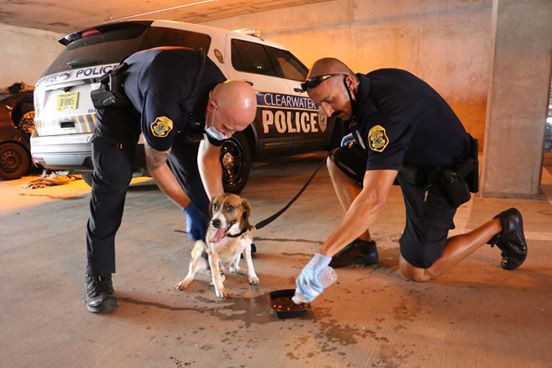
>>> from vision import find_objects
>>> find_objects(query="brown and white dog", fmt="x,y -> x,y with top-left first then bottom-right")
175,193 -> 259,298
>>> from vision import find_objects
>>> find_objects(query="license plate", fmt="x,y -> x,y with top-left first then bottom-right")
57,92 -> 79,111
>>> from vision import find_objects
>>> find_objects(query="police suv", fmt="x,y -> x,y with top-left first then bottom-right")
32,20 -> 343,192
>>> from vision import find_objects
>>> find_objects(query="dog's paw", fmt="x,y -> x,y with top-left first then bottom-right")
215,288 -> 229,299
248,275 -> 259,286
175,278 -> 192,291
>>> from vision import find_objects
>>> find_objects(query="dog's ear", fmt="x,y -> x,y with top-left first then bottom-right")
241,198 -> 252,230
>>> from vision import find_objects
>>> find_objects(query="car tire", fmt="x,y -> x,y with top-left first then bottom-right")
15,105 -> 35,134
220,132 -> 252,194
0,142 -> 30,180
82,172 -> 93,187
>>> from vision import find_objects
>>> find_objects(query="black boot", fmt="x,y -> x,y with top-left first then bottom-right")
85,274 -> 117,313
329,239 -> 379,268
488,208 -> 528,270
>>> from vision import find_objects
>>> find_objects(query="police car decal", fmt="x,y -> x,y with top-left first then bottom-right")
36,64 -> 119,87
257,92 -> 326,135
74,64 -> 117,78
368,124 -> 389,152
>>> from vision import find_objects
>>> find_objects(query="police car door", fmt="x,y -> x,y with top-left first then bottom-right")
225,34 -> 299,157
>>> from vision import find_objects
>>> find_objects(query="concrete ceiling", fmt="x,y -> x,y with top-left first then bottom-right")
0,0 -> 328,34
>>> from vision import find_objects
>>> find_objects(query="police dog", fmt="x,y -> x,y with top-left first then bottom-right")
175,193 -> 259,298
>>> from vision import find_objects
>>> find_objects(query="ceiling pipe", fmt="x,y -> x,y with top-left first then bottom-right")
107,0 -> 219,22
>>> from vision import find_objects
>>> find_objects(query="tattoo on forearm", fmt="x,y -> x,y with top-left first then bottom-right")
145,143 -> 171,169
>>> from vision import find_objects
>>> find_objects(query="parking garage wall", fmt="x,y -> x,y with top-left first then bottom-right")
203,0 -> 492,147
0,23 -> 62,89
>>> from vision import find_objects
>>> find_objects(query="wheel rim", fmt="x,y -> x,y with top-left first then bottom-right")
221,138 -> 244,188
20,111 -> 36,134
0,149 -> 21,173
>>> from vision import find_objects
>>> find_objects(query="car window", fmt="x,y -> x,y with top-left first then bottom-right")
45,24 -> 149,75
266,47 -> 308,81
141,28 -> 211,52
231,39 -> 308,81
44,24 -> 211,76
231,39 -> 278,77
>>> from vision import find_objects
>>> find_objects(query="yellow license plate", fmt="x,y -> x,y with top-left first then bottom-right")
56,92 -> 79,111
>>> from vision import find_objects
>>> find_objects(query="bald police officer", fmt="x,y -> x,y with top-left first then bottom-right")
85,47 -> 256,313
295,58 -> 527,301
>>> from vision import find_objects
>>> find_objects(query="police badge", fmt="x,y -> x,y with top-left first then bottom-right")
318,107 -> 328,132
151,116 -> 173,138
367,124 -> 389,152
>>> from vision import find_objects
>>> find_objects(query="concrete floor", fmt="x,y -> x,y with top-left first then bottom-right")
1,153 -> 551,368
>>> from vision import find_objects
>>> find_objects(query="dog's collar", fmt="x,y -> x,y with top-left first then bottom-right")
226,226 -> 253,238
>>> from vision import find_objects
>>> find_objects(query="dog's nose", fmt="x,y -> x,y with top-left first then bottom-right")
211,219 -> 221,229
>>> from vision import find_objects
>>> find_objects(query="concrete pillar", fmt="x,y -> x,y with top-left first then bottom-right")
481,0 -> 552,198
0,23 -> 62,87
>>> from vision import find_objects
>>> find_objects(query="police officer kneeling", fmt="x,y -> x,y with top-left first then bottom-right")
295,58 -> 527,301
85,47 -> 256,313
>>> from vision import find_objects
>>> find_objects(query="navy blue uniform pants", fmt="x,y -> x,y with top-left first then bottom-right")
86,111 -> 209,276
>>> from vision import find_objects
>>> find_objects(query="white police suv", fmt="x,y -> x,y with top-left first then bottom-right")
32,20 -> 343,192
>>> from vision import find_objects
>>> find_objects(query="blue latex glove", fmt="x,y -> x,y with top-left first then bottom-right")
340,133 -> 355,147
295,253 -> 332,302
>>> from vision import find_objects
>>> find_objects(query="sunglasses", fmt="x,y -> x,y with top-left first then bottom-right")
299,73 -> 347,92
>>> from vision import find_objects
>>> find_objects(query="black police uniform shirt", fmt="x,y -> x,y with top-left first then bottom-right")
122,47 -> 227,151
351,69 -> 468,171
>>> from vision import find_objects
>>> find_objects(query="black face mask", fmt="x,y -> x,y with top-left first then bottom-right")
343,77 -> 357,121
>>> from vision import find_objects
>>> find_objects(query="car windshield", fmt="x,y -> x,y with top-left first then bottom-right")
43,23 -> 211,76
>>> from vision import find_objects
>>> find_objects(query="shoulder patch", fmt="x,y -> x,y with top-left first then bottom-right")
150,116 -> 173,138
367,124 -> 389,152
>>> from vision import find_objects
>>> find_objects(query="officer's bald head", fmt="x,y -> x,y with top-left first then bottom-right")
307,58 -> 354,80
206,80 -> 257,137
304,58 -> 358,121
212,80 -> 256,124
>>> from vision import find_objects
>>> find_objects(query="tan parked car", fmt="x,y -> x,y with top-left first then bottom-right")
0,90 -> 35,180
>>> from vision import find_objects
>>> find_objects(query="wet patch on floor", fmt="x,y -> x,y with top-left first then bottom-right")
318,319 -> 389,346
120,293 -> 276,327
209,293 -> 275,327
282,316 -> 393,366
371,343 -> 415,368
281,311 -> 420,368
169,356 -> 193,367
